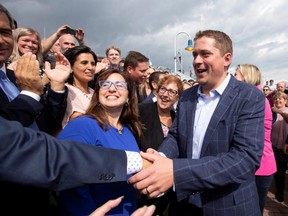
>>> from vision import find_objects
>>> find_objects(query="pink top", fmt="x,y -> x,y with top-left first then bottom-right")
61,84 -> 94,128
255,89 -> 276,176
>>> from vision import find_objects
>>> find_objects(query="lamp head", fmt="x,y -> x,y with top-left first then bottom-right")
185,39 -> 193,51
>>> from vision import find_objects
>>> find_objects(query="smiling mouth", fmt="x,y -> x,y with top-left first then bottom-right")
160,97 -> 169,102
106,95 -> 119,99
84,72 -> 94,76
196,69 -> 206,73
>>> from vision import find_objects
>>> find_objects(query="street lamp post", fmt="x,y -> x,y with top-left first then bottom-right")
174,31 -> 193,74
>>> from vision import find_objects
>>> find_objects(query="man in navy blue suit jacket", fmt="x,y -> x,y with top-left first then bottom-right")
129,30 -> 265,216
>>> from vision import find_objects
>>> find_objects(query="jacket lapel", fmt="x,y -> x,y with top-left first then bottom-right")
200,77 -> 239,156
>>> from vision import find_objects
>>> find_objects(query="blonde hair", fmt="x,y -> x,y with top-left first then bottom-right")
273,91 -> 287,101
236,64 -> 262,86
10,27 -> 43,65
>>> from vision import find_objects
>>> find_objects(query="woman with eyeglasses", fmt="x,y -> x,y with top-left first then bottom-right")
57,69 -> 144,216
137,74 -> 183,216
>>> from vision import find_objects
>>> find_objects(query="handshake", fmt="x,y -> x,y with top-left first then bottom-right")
89,148 -> 173,216
128,148 -> 174,198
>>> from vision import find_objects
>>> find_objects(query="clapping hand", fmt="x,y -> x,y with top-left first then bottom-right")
44,52 -> 71,91
14,53 -> 45,95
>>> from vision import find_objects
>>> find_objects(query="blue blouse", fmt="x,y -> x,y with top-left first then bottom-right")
57,116 -> 140,216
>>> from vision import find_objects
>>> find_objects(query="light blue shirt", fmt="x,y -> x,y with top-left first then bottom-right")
0,65 -> 41,101
192,74 -> 231,159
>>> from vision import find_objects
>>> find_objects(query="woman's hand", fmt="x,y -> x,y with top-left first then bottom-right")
89,196 -> 155,216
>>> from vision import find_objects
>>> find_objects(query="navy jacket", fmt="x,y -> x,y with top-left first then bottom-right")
159,76 -> 265,215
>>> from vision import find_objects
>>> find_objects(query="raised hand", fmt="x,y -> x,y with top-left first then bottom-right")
14,53 -> 44,95
128,151 -> 174,198
44,52 -> 71,91
75,28 -> 85,45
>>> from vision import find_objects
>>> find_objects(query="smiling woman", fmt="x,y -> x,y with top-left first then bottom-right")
7,27 -> 44,72
137,74 -> 183,216
57,69 -> 144,216
61,45 -> 97,128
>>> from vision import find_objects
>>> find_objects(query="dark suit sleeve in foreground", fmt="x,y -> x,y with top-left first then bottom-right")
0,117 -> 127,191
0,94 -> 43,127
37,86 -> 68,134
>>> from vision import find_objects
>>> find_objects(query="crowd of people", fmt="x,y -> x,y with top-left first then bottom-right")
1,3 -> 288,216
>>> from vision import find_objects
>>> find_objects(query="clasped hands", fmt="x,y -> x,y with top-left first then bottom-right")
128,148 -> 174,198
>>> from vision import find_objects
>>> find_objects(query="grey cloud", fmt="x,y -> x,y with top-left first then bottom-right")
2,0 -> 288,82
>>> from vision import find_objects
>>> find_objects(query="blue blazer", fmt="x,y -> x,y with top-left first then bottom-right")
0,117 -> 127,189
158,76 -> 265,215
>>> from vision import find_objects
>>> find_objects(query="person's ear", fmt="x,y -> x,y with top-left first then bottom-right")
151,81 -> 158,90
126,66 -> 133,75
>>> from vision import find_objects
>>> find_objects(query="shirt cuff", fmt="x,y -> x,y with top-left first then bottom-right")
125,151 -> 142,175
20,90 -> 41,101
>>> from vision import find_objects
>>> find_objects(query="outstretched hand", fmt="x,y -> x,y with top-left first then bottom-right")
128,150 -> 174,198
89,196 -> 155,216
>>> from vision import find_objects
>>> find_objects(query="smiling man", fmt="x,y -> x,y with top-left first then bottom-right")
124,50 -> 149,103
129,30 -> 265,216
105,45 -> 122,69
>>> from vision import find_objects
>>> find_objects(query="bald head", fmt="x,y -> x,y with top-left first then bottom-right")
276,81 -> 286,92
58,34 -> 76,53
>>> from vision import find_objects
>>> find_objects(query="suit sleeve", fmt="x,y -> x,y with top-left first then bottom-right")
0,94 -> 43,126
0,117 -> 127,191
36,86 -> 68,134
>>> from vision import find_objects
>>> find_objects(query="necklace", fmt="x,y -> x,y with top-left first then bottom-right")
73,84 -> 92,100
117,124 -> 123,134
111,123 -> 123,134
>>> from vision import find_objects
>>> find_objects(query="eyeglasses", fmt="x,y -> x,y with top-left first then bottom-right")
99,80 -> 128,91
263,89 -> 269,91
158,86 -> 178,97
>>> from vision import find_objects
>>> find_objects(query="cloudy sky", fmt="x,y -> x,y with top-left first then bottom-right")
3,0 -> 288,83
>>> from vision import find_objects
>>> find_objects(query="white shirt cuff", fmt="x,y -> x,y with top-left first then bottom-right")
125,151 -> 142,175
20,90 -> 41,101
